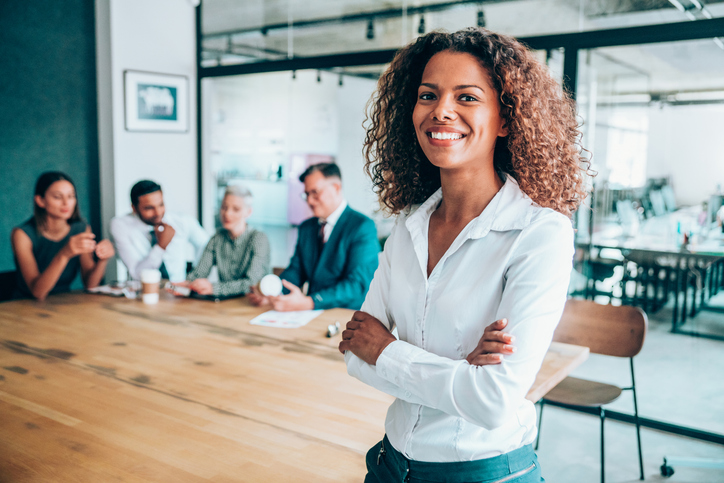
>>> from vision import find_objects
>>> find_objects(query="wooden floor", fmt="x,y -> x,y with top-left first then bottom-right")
0,292 -> 587,482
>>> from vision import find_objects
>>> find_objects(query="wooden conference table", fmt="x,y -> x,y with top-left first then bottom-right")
0,292 -> 588,482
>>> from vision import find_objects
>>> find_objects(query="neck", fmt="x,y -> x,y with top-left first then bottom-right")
228,221 -> 247,239
41,215 -> 71,237
322,198 -> 344,220
437,165 -> 503,223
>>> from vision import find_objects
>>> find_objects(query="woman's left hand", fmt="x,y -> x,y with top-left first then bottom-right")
338,311 -> 396,365
94,239 -> 115,260
466,318 -> 516,366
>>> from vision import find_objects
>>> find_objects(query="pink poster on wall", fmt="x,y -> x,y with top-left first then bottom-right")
287,154 -> 335,226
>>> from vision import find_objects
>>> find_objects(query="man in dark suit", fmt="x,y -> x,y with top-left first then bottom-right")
249,163 -> 379,311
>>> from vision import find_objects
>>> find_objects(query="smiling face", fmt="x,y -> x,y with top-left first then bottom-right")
412,50 -> 508,173
35,180 -> 77,221
220,194 -> 251,232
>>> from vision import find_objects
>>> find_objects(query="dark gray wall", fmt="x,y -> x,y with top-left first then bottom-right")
0,1 -> 100,273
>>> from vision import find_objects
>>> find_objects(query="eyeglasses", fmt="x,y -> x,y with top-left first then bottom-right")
300,182 -> 334,201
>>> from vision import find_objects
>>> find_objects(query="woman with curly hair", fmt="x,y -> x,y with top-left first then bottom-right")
338,28 -> 589,482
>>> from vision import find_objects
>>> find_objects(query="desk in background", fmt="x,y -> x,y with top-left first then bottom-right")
0,293 -> 587,481
577,208 -> 724,340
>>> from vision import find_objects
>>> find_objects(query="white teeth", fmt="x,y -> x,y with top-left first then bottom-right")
430,132 -> 463,140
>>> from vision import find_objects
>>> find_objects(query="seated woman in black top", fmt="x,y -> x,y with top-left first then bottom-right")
11,171 -> 115,300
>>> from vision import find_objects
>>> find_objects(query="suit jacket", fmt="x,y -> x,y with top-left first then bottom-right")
281,206 -> 380,310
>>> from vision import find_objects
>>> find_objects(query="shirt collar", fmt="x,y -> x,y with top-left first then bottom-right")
405,175 -> 537,242
321,199 -> 347,227
488,175 -> 536,232
224,226 -> 251,245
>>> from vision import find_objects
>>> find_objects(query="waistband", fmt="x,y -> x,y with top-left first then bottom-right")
383,435 -> 537,482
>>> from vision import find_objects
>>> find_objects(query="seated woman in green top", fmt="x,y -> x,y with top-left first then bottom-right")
177,185 -> 270,297
12,171 -> 115,300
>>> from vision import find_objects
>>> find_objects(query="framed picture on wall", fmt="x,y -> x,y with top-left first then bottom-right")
124,70 -> 189,132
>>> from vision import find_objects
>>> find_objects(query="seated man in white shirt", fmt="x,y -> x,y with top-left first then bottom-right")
110,180 -> 209,282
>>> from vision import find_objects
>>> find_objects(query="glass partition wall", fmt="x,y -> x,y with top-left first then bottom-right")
577,38 -> 724,235
572,37 -> 724,437
200,68 -> 382,268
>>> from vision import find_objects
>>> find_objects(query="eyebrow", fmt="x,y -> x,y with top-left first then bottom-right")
420,83 -> 485,92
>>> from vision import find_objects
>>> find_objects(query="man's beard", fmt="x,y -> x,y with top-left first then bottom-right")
139,213 -> 161,226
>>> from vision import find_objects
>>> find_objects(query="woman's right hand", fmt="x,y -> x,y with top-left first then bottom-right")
466,318 -> 516,366
94,239 -> 115,260
62,232 -> 97,258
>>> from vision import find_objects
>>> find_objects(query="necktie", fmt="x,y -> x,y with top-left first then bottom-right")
150,230 -> 171,280
318,221 -> 327,254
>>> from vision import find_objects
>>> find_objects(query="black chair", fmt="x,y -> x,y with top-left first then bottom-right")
573,246 -> 624,303
0,270 -> 17,302
620,250 -> 677,314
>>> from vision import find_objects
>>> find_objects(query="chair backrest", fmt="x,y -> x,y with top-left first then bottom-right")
661,185 -> 677,212
0,270 -> 17,302
616,200 -> 638,226
553,299 -> 647,358
648,190 -> 667,217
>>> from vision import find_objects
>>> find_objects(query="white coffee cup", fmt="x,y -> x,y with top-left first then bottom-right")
259,274 -> 283,297
140,268 -> 162,304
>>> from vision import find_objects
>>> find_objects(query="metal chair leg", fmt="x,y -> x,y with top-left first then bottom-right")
600,407 -> 606,483
535,401 -> 544,450
672,266 -> 681,331
631,360 -> 645,480
635,405 -> 645,480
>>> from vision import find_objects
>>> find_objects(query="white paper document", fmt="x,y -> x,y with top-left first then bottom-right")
249,310 -> 323,329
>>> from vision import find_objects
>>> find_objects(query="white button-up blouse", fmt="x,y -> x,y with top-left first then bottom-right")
345,176 -> 574,462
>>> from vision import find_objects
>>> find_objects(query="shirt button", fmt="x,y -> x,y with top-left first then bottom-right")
405,391 -> 412,398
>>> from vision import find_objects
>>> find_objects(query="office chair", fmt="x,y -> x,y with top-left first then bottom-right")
536,299 -> 648,483
0,270 -> 17,302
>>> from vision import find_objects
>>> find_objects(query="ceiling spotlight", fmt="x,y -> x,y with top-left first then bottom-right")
292,70 -> 296,80
338,74 -> 344,87
366,18 -> 375,40
317,70 -> 322,83
477,9 -> 486,28
418,15 -> 426,34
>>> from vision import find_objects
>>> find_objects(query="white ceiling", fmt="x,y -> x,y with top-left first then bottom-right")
200,0 -> 724,99
201,0 -> 724,35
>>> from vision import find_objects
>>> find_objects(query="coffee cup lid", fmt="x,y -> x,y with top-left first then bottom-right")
140,268 -> 162,283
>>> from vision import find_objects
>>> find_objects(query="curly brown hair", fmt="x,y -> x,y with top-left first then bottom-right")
363,28 -> 590,217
